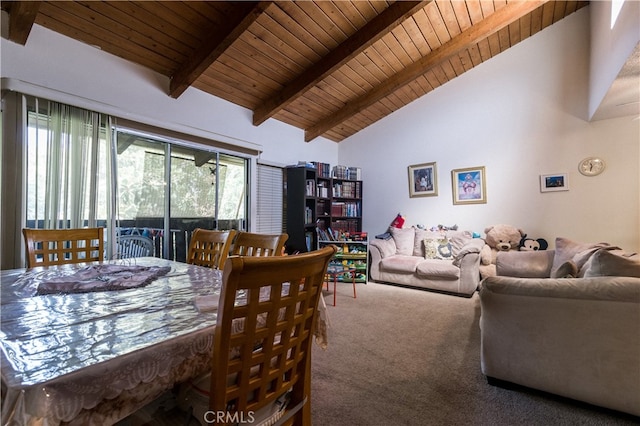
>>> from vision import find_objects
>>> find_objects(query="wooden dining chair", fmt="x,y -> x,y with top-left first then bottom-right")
22,227 -> 104,268
115,234 -> 154,259
201,245 -> 336,425
187,229 -> 237,270
231,232 -> 288,257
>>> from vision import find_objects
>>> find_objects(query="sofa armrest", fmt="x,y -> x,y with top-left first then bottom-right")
455,242 -> 483,293
452,238 -> 485,264
369,238 -> 397,280
479,276 -> 640,416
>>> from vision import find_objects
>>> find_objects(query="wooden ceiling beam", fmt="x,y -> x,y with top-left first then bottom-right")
4,1 -> 41,45
169,1 -> 272,99
252,0 -> 432,126
304,0 -> 548,142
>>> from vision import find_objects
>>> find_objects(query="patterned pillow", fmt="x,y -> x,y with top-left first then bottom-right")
413,229 -> 441,256
424,238 -> 453,260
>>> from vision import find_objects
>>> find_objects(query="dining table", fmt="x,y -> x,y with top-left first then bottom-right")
1,256 -> 330,426
0,257 -> 223,426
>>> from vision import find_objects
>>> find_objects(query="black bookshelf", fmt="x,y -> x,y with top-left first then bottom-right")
285,166 -> 317,253
286,165 -> 363,253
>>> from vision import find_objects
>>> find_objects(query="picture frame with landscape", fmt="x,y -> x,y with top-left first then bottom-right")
451,166 -> 486,205
408,162 -> 438,198
540,173 -> 568,192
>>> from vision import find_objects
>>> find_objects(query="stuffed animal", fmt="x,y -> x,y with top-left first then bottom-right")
390,213 -> 405,229
480,224 -> 525,278
519,234 -> 548,251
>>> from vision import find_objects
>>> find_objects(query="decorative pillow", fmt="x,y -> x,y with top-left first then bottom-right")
550,237 -> 613,278
582,249 -> 640,278
390,227 -> 415,255
446,230 -> 473,257
413,229 -> 440,256
424,238 -> 453,260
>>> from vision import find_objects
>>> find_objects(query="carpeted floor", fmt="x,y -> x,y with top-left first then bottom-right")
119,280 -> 638,425
310,281 -> 638,426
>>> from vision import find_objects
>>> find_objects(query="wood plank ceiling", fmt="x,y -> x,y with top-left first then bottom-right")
2,1 -> 588,142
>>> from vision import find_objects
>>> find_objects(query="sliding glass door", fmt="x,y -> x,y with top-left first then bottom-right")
115,130 -> 247,262
9,94 -> 251,268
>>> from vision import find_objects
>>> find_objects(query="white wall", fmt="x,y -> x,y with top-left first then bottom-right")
339,7 -> 640,252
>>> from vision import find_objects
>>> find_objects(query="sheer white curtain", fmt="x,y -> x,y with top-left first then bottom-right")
26,97 -> 114,251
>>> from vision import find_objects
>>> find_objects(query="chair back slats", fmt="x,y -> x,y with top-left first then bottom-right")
22,228 -> 104,268
116,235 -> 154,259
187,229 -> 237,270
231,232 -> 288,257
211,245 -> 336,425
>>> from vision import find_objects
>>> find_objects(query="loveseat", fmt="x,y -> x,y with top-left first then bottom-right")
369,227 -> 485,296
479,238 -> 640,417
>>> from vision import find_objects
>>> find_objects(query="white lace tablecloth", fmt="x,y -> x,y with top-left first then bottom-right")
0,258 -> 221,426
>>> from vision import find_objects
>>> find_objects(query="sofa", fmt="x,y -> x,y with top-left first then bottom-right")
479,238 -> 640,417
369,227 -> 485,296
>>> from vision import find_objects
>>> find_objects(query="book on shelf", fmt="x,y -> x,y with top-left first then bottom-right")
305,207 -> 313,224
315,222 -> 336,241
312,161 -> 331,178
305,231 -> 313,251
331,202 -> 344,216
305,179 -> 316,196
332,165 -> 347,179
330,201 -> 360,217
332,219 -> 359,234
316,181 -> 329,198
348,166 -> 361,180
332,165 -> 361,180
333,181 -> 361,198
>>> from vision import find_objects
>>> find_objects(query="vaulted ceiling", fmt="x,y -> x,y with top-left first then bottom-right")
2,1 -> 589,142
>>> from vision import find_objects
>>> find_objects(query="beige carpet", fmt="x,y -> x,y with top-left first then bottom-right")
117,280 -> 638,425
310,281 -> 638,426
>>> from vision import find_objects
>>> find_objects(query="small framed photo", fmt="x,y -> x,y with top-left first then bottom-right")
451,166 -> 486,205
408,162 -> 438,198
540,173 -> 568,192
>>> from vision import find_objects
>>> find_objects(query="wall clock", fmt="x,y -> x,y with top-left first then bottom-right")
578,157 -> 605,176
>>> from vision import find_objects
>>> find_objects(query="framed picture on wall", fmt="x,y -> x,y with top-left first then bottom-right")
451,166 -> 486,205
408,162 -> 438,198
540,173 -> 569,192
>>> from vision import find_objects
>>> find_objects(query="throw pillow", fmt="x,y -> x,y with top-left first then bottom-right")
582,249 -> 640,278
424,238 -> 453,260
390,227 -> 415,255
550,237 -> 613,278
413,229 -> 440,256
446,230 -> 473,257
554,260 -> 578,278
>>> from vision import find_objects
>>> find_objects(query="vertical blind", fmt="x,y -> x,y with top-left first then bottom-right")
256,163 -> 284,234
